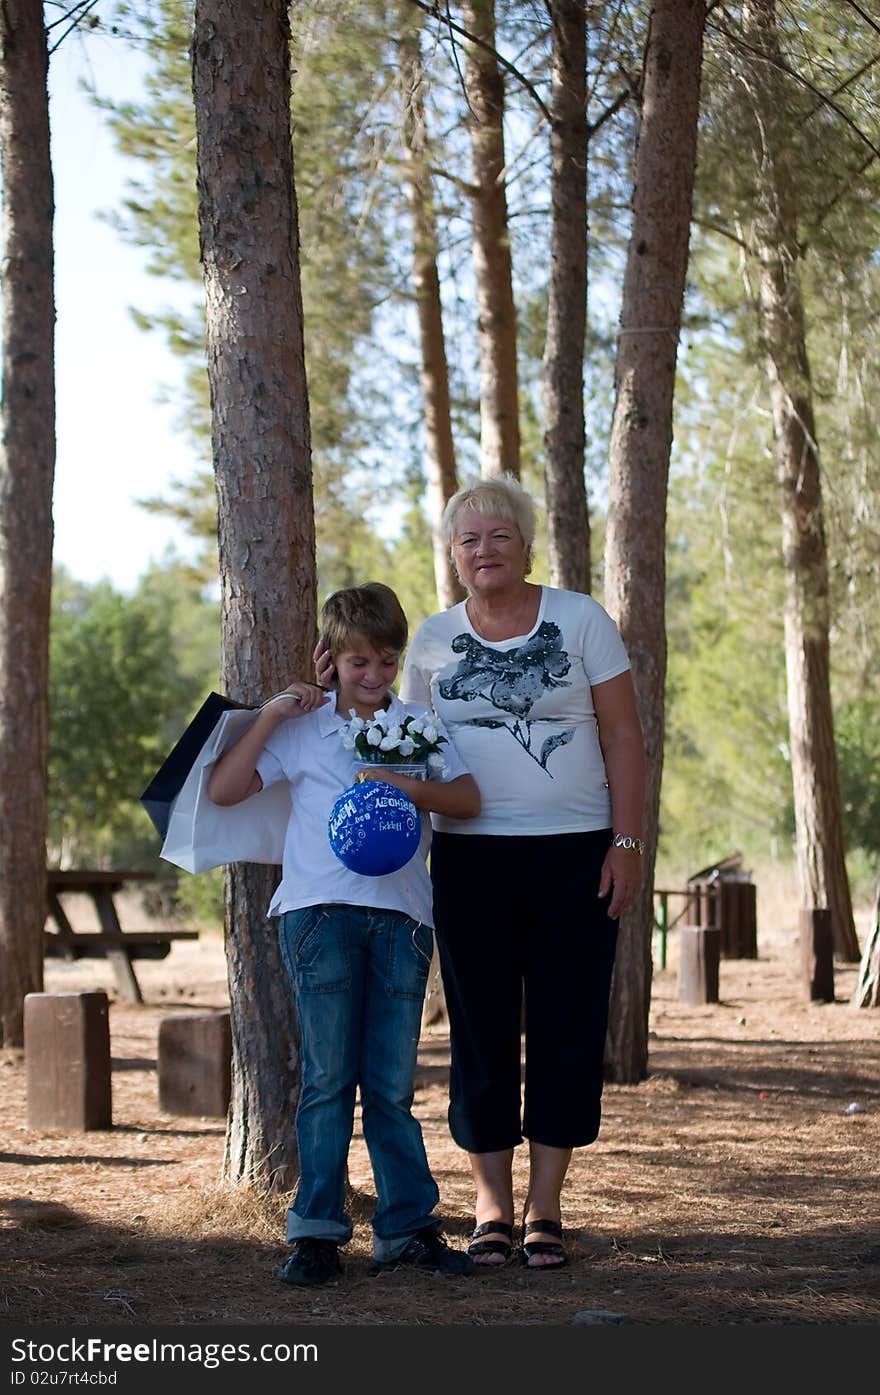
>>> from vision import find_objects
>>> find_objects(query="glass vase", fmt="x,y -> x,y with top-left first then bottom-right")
353,760 -> 427,783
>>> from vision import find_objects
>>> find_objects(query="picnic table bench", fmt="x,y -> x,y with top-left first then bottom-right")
44,869 -> 199,1005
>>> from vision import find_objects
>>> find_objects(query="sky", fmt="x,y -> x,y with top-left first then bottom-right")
48,23 -> 202,592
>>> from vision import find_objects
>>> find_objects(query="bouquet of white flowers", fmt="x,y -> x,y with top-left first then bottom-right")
340,709 -> 449,776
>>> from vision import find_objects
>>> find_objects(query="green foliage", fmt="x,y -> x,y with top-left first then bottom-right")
48,566 -> 219,872
171,866 -> 225,930
835,698 -> 880,859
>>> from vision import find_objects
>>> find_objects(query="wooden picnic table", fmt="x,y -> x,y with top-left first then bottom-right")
44,869 -> 199,1005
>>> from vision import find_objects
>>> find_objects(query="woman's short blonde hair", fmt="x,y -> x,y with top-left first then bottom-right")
442,474 -> 537,563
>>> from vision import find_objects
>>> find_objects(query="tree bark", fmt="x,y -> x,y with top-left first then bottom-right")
461,0 -> 520,479
398,8 -> 463,611
0,0 -> 54,1047
603,0 -> 706,1083
192,0 -> 316,1190
543,0 -> 590,593
741,0 -> 859,962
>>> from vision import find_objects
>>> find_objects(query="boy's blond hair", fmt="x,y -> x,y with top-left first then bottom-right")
320,582 -> 408,664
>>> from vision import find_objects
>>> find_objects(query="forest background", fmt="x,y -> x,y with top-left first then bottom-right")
39,0 -> 880,939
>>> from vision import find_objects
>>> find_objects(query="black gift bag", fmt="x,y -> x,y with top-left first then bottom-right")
140,692 -> 248,839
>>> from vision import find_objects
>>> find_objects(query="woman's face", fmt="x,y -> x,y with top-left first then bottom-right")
451,509 -> 529,596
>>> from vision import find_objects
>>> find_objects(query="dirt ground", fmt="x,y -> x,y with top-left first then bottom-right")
2,894 -> 879,1329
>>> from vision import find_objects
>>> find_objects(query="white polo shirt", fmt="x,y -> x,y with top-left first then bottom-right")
254,690 -> 469,926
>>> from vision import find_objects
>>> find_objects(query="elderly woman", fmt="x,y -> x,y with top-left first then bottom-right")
397,475 -> 645,1271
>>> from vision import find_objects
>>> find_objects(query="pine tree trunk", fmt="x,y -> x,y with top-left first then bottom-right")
543,0 -> 590,594
192,0 -> 316,1191
742,0 -> 859,963
603,0 -> 705,1084
461,0 -> 520,479
398,10 -> 463,611
0,0 -> 54,1048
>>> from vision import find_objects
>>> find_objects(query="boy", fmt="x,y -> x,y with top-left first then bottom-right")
207,583 -> 480,1286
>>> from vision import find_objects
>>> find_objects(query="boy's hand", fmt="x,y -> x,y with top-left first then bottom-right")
354,767 -> 400,785
261,681 -> 329,715
313,640 -> 335,689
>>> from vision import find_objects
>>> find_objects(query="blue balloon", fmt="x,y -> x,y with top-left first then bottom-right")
328,780 -> 421,877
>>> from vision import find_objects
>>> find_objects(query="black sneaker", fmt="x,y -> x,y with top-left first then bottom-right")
277,1238 -> 342,1287
373,1226 -> 474,1277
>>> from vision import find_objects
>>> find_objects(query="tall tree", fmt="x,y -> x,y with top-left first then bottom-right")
542,0 -> 590,592
398,5 -> 463,610
100,0 -> 406,596
604,0 -> 706,1083
0,0 -> 55,1047
461,0 -> 520,478
191,0 -> 316,1190
738,0 -> 859,961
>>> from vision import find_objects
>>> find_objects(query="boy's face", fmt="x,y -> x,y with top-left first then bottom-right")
334,639 -> 401,718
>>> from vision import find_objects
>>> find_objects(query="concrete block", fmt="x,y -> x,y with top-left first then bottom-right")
24,992 -> 112,1130
678,925 -> 721,1005
157,1011 -> 231,1118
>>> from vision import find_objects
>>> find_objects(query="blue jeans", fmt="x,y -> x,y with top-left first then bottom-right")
278,904 -> 440,1260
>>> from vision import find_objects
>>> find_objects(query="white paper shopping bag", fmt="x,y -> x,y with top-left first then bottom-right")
159,707 -> 290,873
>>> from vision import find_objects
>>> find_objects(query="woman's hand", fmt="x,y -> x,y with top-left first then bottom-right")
598,843 -> 644,920
313,640 -> 335,689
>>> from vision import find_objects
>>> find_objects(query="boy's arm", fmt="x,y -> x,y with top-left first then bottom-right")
207,682 -> 327,806
356,769 -> 481,820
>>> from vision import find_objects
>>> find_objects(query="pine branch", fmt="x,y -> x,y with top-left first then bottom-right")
409,0 -> 553,125
47,0 -> 102,53
710,12 -> 880,163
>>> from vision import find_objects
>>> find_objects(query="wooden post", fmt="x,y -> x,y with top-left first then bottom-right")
799,907 -> 834,1003
158,1011 -> 232,1117
685,882 -> 701,925
656,892 -> 669,970
741,881 -> 758,958
24,992 -> 112,1130
720,881 -> 758,959
677,925 -> 721,1005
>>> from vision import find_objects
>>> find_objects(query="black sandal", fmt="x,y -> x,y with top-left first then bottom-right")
467,1220 -> 515,1265
520,1218 -> 567,1270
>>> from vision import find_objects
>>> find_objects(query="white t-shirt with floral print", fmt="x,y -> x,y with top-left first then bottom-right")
400,586 -> 630,836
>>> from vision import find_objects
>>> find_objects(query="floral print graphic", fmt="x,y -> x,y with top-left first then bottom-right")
438,621 -> 575,776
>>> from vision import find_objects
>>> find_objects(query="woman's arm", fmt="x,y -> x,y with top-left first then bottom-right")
207,683 -> 327,806
592,670 -> 646,918
355,768 -> 481,820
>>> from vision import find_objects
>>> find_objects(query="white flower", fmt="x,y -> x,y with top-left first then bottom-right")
343,706 -> 447,768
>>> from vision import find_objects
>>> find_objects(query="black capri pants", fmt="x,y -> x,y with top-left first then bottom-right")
430,829 -> 618,1153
